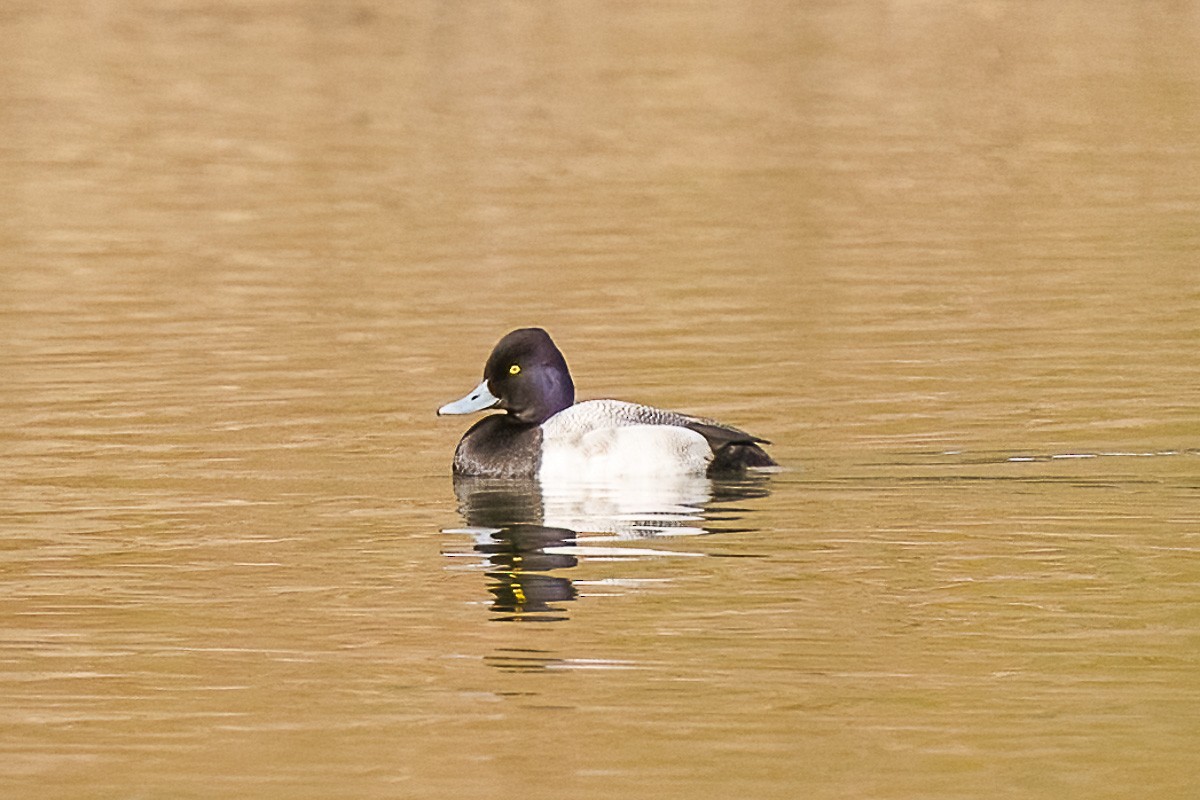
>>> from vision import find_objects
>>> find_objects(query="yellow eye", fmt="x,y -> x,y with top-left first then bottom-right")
508,364 -> 521,375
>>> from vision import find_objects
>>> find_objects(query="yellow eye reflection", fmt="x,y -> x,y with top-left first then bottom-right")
508,364 -> 521,375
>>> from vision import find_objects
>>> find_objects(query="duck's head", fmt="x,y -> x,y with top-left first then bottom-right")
437,328 -> 575,425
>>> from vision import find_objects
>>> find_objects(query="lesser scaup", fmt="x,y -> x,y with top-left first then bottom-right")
437,328 -> 777,479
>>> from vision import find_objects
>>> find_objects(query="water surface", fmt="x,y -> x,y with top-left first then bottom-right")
2,2 -> 1199,798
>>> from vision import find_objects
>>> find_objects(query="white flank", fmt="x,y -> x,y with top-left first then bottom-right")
538,400 -> 714,480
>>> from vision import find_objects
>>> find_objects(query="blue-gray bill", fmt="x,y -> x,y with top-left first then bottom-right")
437,379 -> 500,416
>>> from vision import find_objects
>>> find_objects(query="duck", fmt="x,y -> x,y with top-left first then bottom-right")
437,328 -> 777,479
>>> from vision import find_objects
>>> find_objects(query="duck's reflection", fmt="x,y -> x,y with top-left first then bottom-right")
444,474 -> 771,621
476,524 -> 578,620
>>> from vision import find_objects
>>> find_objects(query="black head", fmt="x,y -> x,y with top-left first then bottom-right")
483,328 -> 575,424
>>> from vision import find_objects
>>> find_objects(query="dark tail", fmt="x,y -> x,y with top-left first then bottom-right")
708,442 -> 778,475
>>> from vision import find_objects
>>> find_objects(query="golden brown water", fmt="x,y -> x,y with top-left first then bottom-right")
2,2 -> 1199,798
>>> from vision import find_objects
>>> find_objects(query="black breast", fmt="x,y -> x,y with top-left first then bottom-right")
452,414 -> 544,478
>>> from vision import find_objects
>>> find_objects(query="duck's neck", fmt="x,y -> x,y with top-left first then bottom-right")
514,368 -> 574,424
542,368 -> 574,418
